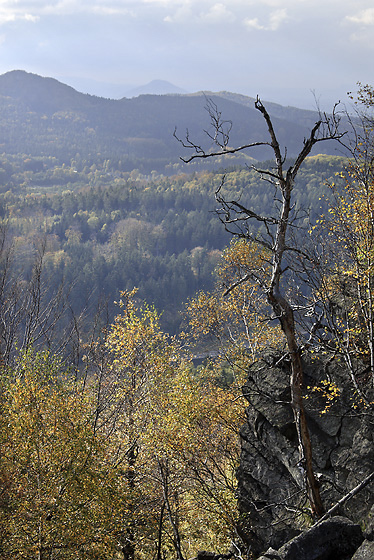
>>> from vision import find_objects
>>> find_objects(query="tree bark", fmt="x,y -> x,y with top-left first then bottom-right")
267,287 -> 324,517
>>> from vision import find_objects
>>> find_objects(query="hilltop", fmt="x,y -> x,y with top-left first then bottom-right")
0,70 -> 341,173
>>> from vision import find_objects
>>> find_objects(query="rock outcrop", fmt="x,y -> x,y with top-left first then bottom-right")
236,353 -> 374,558
257,516 -> 363,560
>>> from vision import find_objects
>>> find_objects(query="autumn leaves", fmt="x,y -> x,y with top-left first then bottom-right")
0,288 -> 245,559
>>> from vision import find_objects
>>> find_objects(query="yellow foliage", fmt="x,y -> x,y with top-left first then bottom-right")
0,290 -> 248,558
0,350 -> 127,559
103,291 -> 244,557
186,239 -> 283,384
306,380 -> 341,414
320,156 -> 374,366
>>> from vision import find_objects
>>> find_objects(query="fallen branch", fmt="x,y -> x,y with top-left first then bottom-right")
314,471 -> 374,525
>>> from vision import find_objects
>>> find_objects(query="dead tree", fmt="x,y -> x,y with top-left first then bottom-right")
175,97 -> 345,518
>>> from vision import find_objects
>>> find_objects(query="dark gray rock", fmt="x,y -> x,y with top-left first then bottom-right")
279,516 -> 363,560
351,540 -> 374,560
237,353 -> 374,557
256,517 -> 363,560
196,552 -> 233,560
363,505 -> 374,541
197,553 -> 218,560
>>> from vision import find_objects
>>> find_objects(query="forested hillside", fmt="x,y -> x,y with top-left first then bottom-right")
0,151 -> 346,335
0,77 -> 373,560
0,70 -> 342,174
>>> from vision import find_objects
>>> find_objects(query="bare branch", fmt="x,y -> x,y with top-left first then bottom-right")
178,94 -> 347,519
174,135 -> 270,163
314,471 -> 374,525
173,96 -> 271,162
255,96 -> 285,175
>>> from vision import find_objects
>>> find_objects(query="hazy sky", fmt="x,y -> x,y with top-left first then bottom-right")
0,0 -> 373,108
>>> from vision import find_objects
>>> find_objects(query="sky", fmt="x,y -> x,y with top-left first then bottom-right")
0,0 -> 373,109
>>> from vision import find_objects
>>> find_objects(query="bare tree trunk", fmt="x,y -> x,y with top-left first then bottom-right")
176,95 -> 344,517
261,96 -> 325,518
267,285 -> 324,517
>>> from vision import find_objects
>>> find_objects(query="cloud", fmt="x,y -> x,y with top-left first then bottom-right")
346,8 -> 374,25
0,10 -> 39,25
243,17 -> 263,31
199,3 -> 236,24
163,1 -> 236,25
1,1 -> 370,28
343,6 -> 374,49
90,6 -> 135,16
24,14 -> 40,22
0,0 -> 42,25
41,0 -> 135,16
244,8 -> 288,31
0,0 -> 135,20
163,4 -> 194,23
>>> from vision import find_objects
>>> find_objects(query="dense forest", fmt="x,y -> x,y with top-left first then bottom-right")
0,77 -> 373,560
0,150 -> 346,337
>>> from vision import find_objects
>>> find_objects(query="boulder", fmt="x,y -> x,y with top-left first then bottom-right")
351,540 -> 374,560
256,517 -> 363,560
197,553 -> 219,560
196,552 -> 233,560
278,516 -> 362,560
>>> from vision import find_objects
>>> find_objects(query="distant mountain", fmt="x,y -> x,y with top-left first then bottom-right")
0,70 -> 343,173
124,80 -> 187,97
0,70 -> 93,114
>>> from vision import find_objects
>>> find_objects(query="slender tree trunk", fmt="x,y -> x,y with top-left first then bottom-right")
268,289 -> 324,518
122,384 -> 137,560
158,459 -> 185,560
122,444 -> 136,560
156,501 -> 166,560
288,335 -> 324,518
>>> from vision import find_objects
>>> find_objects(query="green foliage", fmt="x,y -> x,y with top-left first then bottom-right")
0,154 -> 346,335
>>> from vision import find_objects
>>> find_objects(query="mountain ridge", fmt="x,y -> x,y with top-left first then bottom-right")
0,70 -> 341,172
